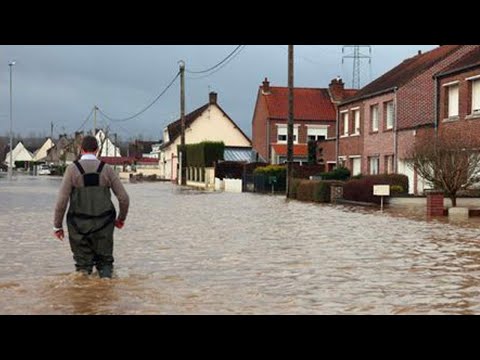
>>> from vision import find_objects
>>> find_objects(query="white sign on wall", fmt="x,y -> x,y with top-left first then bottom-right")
373,185 -> 390,197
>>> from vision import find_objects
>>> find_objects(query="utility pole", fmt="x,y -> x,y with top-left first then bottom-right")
114,133 -> 117,171
8,61 -> 15,181
50,121 -> 54,140
286,45 -> 294,198
179,60 -> 186,186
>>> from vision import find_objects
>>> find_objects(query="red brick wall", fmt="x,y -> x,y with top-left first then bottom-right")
397,126 -> 434,160
362,93 -> 396,174
251,89 -> 270,161
337,101 -> 364,173
397,45 -> 480,131
320,139 -> 336,164
438,66 -> 480,145
427,192 -> 445,217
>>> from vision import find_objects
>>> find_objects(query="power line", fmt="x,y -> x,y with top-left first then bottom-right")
98,71 -> 180,123
276,45 -> 330,66
185,45 -> 243,74
74,107 -> 95,133
98,111 -> 135,138
187,46 -> 246,80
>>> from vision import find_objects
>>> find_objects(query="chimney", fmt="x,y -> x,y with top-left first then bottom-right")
262,77 -> 271,94
329,77 -> 345,100
209,91 -> 218,105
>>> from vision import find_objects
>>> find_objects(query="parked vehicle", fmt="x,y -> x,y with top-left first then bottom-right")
38,164 -> 51,175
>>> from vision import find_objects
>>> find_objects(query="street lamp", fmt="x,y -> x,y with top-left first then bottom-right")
8,60 -> 16,181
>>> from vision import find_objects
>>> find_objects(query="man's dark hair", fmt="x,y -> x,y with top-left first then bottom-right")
81,135 -> 99,152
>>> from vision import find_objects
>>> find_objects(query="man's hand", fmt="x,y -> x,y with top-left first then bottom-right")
115,219 -> 125,229
53,229 -> 64,241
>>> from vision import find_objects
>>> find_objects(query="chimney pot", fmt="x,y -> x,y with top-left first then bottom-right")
262,77 -> 271,94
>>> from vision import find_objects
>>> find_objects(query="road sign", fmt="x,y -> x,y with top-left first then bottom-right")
373,185 -> 390,197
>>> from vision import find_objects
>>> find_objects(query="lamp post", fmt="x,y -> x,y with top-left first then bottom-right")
8,61 -> 16,181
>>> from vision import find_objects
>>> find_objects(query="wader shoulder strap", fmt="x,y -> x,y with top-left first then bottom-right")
97,161 -> 106,174
74,160 -> 85,174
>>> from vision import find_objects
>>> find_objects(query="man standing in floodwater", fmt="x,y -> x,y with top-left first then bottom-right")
52,135 -> 130,278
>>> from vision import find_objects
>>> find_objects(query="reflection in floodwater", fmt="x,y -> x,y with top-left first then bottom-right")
1,176 -> 480,314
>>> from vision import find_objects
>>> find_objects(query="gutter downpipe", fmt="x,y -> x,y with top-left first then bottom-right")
335,105 -> 340,167
434,75 -> 439,138
266,118 -> 270,163
393,87 -> 398,173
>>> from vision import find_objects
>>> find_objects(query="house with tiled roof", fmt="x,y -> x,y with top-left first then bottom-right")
251,77 -> 357,166
159,92 -> 252,181
324,45 -> 480,194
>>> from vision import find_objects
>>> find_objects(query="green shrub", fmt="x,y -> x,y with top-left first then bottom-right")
318,167 -> 351,181
390,185 -> 404,194
180,141 -> 225,167
295,180 -> 335,203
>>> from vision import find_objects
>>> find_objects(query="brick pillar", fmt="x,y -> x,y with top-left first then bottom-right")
426,190 -> 445,217
331,184 -> 344,203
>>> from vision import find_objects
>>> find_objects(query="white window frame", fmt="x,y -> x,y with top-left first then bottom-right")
447,84 -> 459,118
386,102 -> 394,130
385,155 -> 394,174
350,156 -> 362,176
307,126 -> 328,142
371,105 -> 379,132
342,112 -> 349,137
369,156 -> 379,175
472,79 -> 480,115
352,109 -> 361,135
277,125 -> 298,144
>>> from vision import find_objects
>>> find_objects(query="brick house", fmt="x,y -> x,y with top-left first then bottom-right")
251,77 -> 356,166
326,45 -> 480,194
434,47 -> 480,141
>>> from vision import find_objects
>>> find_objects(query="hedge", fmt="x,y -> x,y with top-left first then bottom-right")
290,179 -> 342,203
318,167 -> 351,181
343,174 -> 409,204
179,141 -> 225,167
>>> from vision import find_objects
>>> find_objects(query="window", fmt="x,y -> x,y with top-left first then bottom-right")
351,157 -> 361,176
308,135 -> 326,142
371,105 -> 379,132
472,79 -> 480,114
307,127 -> 328,142
353,109 -> 360,134
277,126 -> 297,143
385,102 -> 394,130
385,155 -> 394,174
448,85 -> 459,118
369,156 -> 379,175
342,112 -> 349,136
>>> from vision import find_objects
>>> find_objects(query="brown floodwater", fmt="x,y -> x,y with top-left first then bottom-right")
1,174 -> 480,314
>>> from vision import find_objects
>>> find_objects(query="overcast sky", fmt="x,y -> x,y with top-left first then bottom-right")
0,45 -> 437,142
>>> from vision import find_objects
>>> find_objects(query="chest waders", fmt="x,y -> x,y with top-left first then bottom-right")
67,161 -> 116,278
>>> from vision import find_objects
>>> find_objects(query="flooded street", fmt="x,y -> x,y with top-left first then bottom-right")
1,175 -> 480,314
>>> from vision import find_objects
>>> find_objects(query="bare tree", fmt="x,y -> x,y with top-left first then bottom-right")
406,128 -> 480,207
